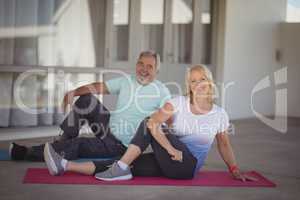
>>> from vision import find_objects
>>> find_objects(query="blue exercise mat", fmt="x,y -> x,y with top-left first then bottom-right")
0,150 -> 10,160
0,149 -> 114,162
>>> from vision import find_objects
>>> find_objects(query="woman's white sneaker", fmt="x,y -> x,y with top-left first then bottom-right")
95,162 -> 132,181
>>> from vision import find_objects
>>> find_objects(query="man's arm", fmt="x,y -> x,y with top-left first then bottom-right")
62,82 -> 109,112
71,82 -> 109,96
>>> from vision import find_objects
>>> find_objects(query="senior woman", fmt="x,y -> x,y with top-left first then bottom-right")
44,65 -> 256,182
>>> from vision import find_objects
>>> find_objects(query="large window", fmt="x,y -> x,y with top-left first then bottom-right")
106,0 -> 213,65
0,0 -> 216,127
0,0 -> 214,67
111,0 -> 129,61
170,0 -> 193,63
140,0 -> 164,60
286,0 -> 300,22
0,0 -> 102,67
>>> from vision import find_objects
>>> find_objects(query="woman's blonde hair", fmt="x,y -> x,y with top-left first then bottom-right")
185,64 -> 215,105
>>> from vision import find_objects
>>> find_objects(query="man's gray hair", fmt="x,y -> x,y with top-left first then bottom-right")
138,50 -> 161,72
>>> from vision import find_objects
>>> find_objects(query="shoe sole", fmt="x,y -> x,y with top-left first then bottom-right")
8,143 -> 14,160
44,143 -> 58,176
8,143 -> 13,159
95,174 -> 133,181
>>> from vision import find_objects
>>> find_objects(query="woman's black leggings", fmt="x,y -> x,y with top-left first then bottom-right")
93,118 -> 197,179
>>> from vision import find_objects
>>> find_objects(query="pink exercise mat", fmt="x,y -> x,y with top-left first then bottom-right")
23,168 -> 276,187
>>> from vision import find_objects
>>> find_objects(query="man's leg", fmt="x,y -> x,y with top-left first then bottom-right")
60,94 -> 110,139
23,139 -> 81,161
44,134 -> 127,176
77,135 -> 127,159
13,94 -> 112,161
24,132 -> 127,162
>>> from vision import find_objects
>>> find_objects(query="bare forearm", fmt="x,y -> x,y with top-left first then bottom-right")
149,124 -> 176,153
72,82 -> 107,96
218,143 -> 237,168
146,103 -> 177,156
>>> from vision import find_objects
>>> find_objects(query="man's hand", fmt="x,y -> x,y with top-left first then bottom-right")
168,148 -> 183,162
231,170 -> 258,182
62,91 -> 75,113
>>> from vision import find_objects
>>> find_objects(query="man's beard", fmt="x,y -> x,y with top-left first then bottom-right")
137,75 -> 151,85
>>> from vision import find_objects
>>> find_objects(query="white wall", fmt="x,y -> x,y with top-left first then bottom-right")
280,23 -> 300,117
221,0 -> 287,119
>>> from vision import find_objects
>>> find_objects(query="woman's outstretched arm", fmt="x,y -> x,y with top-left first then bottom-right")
216,132 -> 257,182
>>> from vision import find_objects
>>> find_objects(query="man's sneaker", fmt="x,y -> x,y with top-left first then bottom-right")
95,162 -> 132,181
44,143 -> 65,176
9,143 -> 27,160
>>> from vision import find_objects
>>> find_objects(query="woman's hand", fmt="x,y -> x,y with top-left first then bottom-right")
231,170 -> 258,182
168,148 -> 183,162
62,91 -> 75,112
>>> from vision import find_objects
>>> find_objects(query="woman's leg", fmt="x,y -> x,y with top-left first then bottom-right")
119,118 -> 197,179
131,153 -> 162,177
93,117 -> 196,180
15,94 -> 112,162
118,144 -> 141,166
150,133 -> 197,179
94,118 -> 158,180
118,118 -> 152,165
92,153 -> 163,177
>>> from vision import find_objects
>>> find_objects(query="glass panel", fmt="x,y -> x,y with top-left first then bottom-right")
171,0 -> 193,63
14,38 -> 38,65
0,39 -> 14,65
0,0 -> 102,67
43,0 -> 97,67
202,12 -> 211,24
37,73 -> 54,110
141,0 -> 164,24
14,0 -> 38,65
9,71 -> 39,126
54,0 -> 67,11
0,0 -> 15,65
140,0 -> 164,60
199,0 -> 212,64
286,0 -> 300,22
112,0 -> 129,61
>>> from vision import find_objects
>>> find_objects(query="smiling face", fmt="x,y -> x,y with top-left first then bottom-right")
187,66 -> 214,103
135,55 -> 157,85
189,69 -> 211,97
